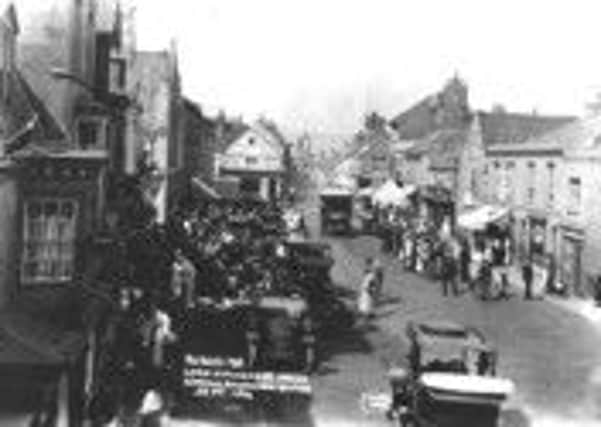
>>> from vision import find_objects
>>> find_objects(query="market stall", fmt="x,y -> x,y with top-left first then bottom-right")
457,205 -> 512,298
372,180 -> 415,207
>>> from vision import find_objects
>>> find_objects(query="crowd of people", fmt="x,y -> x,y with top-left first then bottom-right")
372,203 -> 519,301
89,197 -> 318,426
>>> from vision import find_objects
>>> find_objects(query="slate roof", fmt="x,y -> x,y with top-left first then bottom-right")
1,69 -> 66,154
477,111 -> 576,147
390,94 -> 441,140
488,114 -> 601,154
389,77 -> 471,140
19,38 -> 71,132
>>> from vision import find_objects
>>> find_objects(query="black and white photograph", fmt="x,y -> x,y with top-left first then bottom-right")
0,0 -> 600,426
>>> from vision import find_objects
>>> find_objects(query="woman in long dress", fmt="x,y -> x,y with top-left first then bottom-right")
357,266 -> 376,321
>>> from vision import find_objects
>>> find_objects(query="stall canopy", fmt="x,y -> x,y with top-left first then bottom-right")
319,185 -> 354,197
457,205 -> 509,231
372,180 -> 416,206
356,186 -> 375,197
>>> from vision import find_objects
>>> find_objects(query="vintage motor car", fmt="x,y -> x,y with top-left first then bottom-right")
387,320 -> 514,427
280,240 -> 354,333
319,187 -> 354,235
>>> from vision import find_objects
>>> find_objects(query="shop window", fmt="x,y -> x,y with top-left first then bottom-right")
567,177 -> 581,215
527,161 -> 536,205
21,198 -> 78,284
245,156 -> 258,166
530,219 -> 546,256
547,161 -> 556,205
240,177 -> 260,193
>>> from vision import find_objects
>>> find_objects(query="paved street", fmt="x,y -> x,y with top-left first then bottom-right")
300,196 -> 601,427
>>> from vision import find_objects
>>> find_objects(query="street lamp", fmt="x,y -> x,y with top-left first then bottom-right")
49,67 -> 97,94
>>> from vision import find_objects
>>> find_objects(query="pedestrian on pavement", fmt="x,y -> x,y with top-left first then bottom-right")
522,257 -> 534,300
373,258 -> 385,303
459,239 -> 469,284
357,260 -> 377,322
441,254 -> 459,297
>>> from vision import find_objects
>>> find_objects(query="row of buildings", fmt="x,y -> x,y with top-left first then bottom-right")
339,75 -> 601,301
0,0 -> 292,424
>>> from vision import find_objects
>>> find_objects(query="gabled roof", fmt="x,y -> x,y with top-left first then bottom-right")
390,94 -> 440,140
256,118 -> 288,148
477,111 -> 576,147
389,77 -> 471,140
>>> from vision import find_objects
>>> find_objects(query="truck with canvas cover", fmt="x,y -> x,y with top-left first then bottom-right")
319,186 -> 354,235
174,300 -> 313,422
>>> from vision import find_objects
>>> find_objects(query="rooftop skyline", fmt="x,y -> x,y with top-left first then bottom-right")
12,0 -> 601,135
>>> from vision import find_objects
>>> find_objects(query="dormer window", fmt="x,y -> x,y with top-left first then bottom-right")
76,116 -> 107,150
109,57 -> 126,93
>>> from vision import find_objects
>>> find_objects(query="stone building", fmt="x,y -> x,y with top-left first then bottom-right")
490,115 -> 601,298
0,1 -> 136,424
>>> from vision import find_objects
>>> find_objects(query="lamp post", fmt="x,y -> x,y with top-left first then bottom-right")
49,67 -> 96,93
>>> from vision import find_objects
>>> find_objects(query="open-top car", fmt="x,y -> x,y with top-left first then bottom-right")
280,240 -> 354,333
387,320 -> 514,427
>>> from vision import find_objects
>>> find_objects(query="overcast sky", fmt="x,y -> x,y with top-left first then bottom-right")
14,0 -> 601,135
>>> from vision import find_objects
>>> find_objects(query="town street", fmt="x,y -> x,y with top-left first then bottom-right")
302,200 -> 601,427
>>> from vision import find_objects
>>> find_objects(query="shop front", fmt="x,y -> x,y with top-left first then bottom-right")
558,226 -> 584,297
528,216 -> 553,297
418,185 -> 455,236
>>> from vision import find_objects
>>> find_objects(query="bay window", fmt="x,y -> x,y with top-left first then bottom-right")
21,198 -> 78,284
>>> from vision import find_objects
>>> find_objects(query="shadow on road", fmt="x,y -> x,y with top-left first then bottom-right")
320,323 -> 374,361
499,408 -> 532,427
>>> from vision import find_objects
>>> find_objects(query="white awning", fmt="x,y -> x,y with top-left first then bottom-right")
372,180 -> 416,206
356,186 -> 376,197
320,186 -> 353,197
457,205 -> 509,231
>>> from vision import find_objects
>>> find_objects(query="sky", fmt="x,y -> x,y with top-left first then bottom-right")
12,0 -> 601,135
